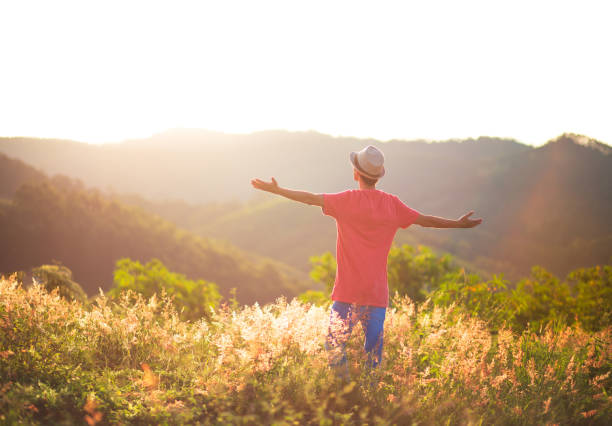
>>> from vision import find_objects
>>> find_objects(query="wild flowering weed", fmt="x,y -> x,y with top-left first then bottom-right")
0,276 -> 610,424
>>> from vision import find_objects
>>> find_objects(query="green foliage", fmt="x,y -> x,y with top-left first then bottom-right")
430,264 -> 612,333
567,265 -> 612,332
511,266 -> 576,331
109,258 -> 221,321
388,244 -> 458,302
297,290 -> 330,307
430,271 -> 514,330
32,264 -> 87,303
309,252 -> 336,294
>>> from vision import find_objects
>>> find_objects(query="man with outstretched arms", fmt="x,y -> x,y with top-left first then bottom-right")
251,145 -> 482,379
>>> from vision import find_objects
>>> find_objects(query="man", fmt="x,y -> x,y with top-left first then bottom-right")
251,145 -> 482,380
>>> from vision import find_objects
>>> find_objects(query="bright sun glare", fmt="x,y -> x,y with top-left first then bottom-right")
1,0 -> 611,146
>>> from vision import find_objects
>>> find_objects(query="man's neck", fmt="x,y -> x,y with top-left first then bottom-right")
358,182 -> 376,190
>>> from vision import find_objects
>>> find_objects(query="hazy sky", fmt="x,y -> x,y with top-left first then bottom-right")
1,0 -> 611,146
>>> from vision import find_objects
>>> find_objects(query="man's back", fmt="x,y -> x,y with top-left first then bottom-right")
323,189 -> 420,307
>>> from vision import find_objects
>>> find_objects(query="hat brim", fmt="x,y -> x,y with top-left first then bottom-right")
350,151 -> 385,179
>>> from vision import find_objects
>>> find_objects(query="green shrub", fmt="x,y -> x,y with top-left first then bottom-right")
388,244 -> 458,302
511,266 -> 576,331
32,264 -> 87,303
430,270 -> 514,330
308,252 -> 336,295
568,265 -> 612,332
109,258 -> 221,321
297,290 -> 330,307
430,264 -> 612,333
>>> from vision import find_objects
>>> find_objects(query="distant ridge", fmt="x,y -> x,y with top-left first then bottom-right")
2,129 -> 610,149
546,133 -> 612,155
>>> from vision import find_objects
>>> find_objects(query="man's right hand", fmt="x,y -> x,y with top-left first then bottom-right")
250,177 -> 279,193
250,177 -> 324,207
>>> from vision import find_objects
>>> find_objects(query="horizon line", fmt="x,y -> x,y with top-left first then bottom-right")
0,128 -> 609,148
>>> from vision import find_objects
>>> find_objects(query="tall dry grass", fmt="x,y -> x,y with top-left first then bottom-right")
0,276 -> 610,424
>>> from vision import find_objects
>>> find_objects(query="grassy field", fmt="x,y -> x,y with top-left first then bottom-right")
0,276 -> 610,425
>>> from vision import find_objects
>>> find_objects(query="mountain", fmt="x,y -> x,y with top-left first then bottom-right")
1,131 -> 610,279
0,162 -> 312,304
0,130 -> 530,203
104,131 -> 611,279
398,133 -> 612,277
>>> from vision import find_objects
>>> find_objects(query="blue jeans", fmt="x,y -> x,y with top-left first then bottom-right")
325,301 -> 386,377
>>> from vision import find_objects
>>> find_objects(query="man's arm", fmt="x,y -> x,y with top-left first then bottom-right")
250,177 -> 324,207
414,211 -> 482,228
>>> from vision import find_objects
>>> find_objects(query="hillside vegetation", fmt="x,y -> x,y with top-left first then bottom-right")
0,156 -> 311,304
1,270 -> 610,424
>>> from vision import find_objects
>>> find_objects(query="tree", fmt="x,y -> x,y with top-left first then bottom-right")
308,252 -> 336,294
511,266 -> 575,331
32,264 -> 87,303
567,264 -> 612,332
387,245 -> 458,302
109,258 -> 221,321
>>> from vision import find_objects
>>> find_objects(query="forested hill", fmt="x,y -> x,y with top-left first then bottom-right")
0,155 -> 311,304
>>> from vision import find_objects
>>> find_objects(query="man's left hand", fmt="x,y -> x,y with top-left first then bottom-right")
458,211 -> 482,228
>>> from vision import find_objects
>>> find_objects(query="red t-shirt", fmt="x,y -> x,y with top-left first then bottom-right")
322,189 -> 420,307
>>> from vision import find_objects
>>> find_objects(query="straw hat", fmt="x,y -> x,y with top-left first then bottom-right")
350,145 -> 385,179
